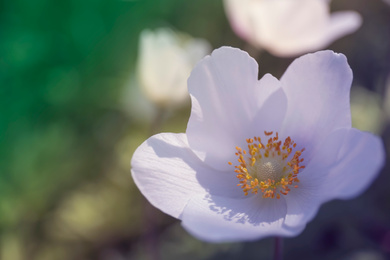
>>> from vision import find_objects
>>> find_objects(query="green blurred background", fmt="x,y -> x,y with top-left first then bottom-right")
1,0 -> 390,259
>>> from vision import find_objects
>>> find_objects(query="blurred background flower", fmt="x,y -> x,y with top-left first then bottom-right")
1,0 -> 389,259
224,0 -> 362,57
137,28 -> 210,108
121,28 -> 210,128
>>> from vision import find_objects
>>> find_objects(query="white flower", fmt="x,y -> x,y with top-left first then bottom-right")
131,47 -> 384,242
137,28 -> 211,107
223,0 -> 362,57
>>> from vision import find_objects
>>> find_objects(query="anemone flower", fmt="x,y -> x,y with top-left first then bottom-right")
223,0 -> 362,57
137,28 -> 210,108
131,47 -> 384,242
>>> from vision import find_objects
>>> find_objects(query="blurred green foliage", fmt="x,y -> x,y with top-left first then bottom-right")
0,1 -> 230,259
0,0 -> 389,259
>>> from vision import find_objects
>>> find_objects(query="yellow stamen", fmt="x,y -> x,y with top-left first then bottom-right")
229,131 -> 306,199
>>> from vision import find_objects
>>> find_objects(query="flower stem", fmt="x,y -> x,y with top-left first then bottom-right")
143,201 -> 160,260
273,237 -> 283,260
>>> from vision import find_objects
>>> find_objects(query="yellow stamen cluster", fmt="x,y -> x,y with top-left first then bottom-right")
228,131 -> 306,199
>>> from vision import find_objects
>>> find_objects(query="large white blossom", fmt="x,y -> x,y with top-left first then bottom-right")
131,47 -> 384,242
137,28 -> 210,107
223,0 -> 362,57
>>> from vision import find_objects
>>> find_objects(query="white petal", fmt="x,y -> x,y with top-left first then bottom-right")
283,184 -> 323,228
280,50 -> 352,163
283,128 -> 339,227
137,28 -> 210,107
181,194 -> 304,242
250,75 -> 288,138
284,128 -> 384,227
322,11 -> 362,47
224,0 -> 361,57
187,47 -> 286,171
137,28 -> 190,105
184,38 -> 211,66
251,0 -> 328,56
318,128 -> 384,200
131,133 -> 242,219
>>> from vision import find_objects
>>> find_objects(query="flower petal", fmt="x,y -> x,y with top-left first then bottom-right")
187,47 -> 286,171
138,28 -> 210,107
181,194 -> 304,242
138,28 -> 190,105
249,75 -> 288,138
319,128 -> 384,200
251,0 -> 328,56
322,11 -> 362,47
284,128 -> 384,227
280,50 -> 352,162
131,133 -> 242,219
283,184 -> 323,228
184,38 -> 212,65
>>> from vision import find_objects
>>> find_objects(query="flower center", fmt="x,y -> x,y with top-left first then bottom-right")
228,131 -> 306,199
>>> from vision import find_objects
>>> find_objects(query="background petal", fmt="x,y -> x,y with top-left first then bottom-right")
138,28 -> 190,105
224,0 -> 361,57
181,194 -> 305,242
322,11 -> 362,47
137,28 -> 210,106
187,47 -> 286,171
251,0 -> 328,56
280,50 -> 352,163
131,133 -> 242,219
